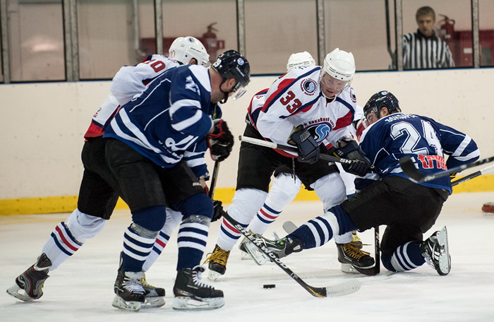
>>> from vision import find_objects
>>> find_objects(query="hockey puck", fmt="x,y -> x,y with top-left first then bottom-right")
263,284 -> 276,289
482,202 -> 494,213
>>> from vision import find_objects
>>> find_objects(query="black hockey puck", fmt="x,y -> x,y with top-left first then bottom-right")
263,284 -> 276,289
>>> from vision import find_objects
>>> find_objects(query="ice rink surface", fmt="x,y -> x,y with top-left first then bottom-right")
1,191 -> 494,322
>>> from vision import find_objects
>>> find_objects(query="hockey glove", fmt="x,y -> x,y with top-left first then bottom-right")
212,200 -> 226,222
290,129 -> 320,164
207,119 -> 234,162
334,136 -> 371,176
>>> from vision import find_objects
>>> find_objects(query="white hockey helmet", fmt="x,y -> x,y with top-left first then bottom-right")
286,51 -> 316,71
168,36 -> 210,67
323,48 -> 355,82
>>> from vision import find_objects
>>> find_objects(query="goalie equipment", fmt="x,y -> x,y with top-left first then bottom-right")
173,266 -> 224,310
168,36 -> 210,67
286,51 -> 316,71
7,253 -> 51,301
421,226 -> 451,276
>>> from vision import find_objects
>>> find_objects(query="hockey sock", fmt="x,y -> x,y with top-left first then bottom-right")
383,241 -> 425,272
176,215 -> 210,270
290,205 -> 357,249
122,206 -> 165,272
249,173 -> 301,235
142,208 -> 182,272
217,188 -> 267,250
121,224 -> 157,272
42,209 -> 106,270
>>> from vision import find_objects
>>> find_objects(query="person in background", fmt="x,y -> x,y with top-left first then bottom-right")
391,6 -> 454,70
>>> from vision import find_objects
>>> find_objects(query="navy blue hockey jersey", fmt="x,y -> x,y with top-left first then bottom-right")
359,113 -> 479,193
103,65 -> 219,169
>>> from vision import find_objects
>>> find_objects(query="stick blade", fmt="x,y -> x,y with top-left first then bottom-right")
316,280 -> 361,298
399,156 -> 425,182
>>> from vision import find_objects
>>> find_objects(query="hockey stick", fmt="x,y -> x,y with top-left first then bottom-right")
222,213 -> 361,298
208,161 -> 220,199
239,135 -> 355,165
399,155 -> 494,183
283,221 -> 381,276
451,164 -> 494,187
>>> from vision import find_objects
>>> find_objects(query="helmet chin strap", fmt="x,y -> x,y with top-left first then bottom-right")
219,78 -> 231,104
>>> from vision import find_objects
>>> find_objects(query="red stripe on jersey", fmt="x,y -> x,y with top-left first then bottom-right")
55,226 -> 79,252
222,218 -> 240,234
262,78 -> 297,112
83,122 -> 104,139
334,111 -> 353,130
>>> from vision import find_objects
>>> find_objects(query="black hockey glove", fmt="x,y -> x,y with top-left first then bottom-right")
207,119 -> 234,162
334,136 -> 371,176
212,199 -> 226,222
290,129 -> 320,164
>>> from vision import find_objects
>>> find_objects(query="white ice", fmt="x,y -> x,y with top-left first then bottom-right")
1,192 -> 494,322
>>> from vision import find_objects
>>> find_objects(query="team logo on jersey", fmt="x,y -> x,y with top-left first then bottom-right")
350,87 -> 357,103
305,123 -> 332,143
300,78 -> 317,96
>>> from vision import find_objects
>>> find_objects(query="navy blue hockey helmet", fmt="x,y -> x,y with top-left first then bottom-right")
363,90 -> 401,120
212,50 -> 250,101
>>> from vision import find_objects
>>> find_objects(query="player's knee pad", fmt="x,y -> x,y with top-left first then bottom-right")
174,193 -> 213,220
228,188 -> 268,224
65,208 -> 106,243
312,173 -> 346,210
132,205 -> 167,232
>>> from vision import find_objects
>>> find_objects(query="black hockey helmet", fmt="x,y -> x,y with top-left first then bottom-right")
363,90 -> 401,120
212,50 -> 250,101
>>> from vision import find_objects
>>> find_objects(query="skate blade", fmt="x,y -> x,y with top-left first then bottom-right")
341,263 -> 361,274
143,296 -> 165,308
172,296 -> 224,310
243,240 -> 269,265
6,284 -> 36,302
207,269 -> 222,281
111,295 -> 142,312
436,226 -> 451,275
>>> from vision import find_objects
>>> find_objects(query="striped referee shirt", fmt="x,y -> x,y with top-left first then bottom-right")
401,29 -> 455,69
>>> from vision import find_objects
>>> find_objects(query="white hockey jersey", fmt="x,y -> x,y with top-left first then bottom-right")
253,66 -> 359,157
84,54 -> 180,139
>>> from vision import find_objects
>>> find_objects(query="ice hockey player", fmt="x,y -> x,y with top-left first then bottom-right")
251,90 -> 479,276
204,48 -> 374,280
6,37 -> 224,309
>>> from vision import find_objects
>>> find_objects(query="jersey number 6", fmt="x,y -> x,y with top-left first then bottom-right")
280,90 -> 302,113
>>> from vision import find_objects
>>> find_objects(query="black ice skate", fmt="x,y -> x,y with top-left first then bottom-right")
337,241 -> 375,271
6,253 -> 52,301
112,270 -> 146,312
204,244 -> 230,280
140,273 -> 165,307
421,226 -> 451,276
173,266 -> 224,310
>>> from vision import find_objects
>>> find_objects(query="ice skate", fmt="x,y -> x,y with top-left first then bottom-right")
248,234 -> 303,260
112,270 -> 146,312
140,274 -> 165,307
173,266 -> 224,310
204,244 -> 230,280
421,226 -> 451,276
337,241 -> 375,273
238,231 -> 271,265
6,253 -> 51,302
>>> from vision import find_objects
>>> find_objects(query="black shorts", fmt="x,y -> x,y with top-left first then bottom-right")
341,175 -> 448,255
237,124 -> 338,192
104,138 -> 205,213
78,137 -> 120,219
